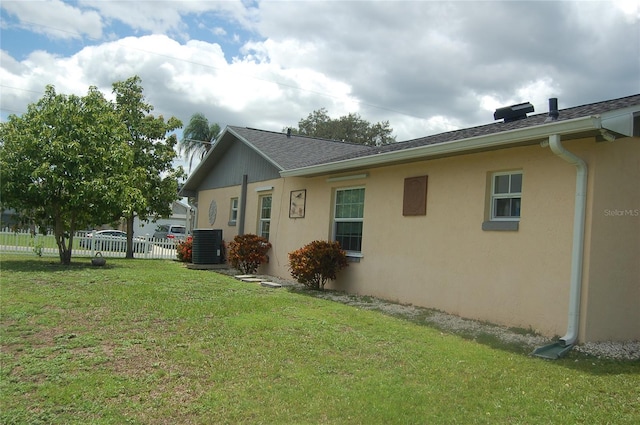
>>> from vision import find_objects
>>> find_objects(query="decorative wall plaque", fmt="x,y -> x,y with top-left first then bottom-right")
208,200 -> 217,224
289,189 -> 306,218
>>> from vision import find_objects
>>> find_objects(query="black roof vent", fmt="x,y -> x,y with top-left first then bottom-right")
494,102 -> 534,123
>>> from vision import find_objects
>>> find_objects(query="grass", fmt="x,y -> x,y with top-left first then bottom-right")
1,255 -> 639,424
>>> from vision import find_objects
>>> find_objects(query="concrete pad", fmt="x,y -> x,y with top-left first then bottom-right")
261,282 -> 282,288
241,278 -> 265,283
186,263 -> 228,270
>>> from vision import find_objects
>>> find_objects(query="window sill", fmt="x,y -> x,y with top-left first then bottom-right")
228,221 -> 237,227
482,221 -> 519,231
346,252 -> 363,263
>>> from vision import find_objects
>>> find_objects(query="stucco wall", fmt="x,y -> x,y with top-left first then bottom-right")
196,185 -> 239,234
581,136 -> 639,341
260,143 -> 576,337
195,179 -> 286,246
196,136 -> 639,342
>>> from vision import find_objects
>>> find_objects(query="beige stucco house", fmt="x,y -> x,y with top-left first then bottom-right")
181,95 -> 639,351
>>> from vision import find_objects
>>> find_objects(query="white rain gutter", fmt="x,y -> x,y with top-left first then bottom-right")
547,134 -> 588,346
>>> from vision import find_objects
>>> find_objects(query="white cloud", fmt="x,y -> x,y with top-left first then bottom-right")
1,33 -> 360,135
419,115 -> 461,137
78,0 -> 259,36
2,0 -> 103,39
79,0 -> 184,35
612,0 -> 640,22
476,77 -> 560,118
1,0 -> 638,144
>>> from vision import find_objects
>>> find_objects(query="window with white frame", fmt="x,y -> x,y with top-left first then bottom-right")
229,197 -> 238,225
333,187 -> 365,253
491,171 -> 522,220
258,195 -> 272,240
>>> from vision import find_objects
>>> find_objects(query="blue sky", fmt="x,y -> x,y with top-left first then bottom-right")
1,1 -> 254,65
1,0 -> 639,171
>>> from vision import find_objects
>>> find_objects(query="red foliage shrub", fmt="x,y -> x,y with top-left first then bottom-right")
176,236 -> 193,263
227,234 -> 272,274
288,240 -> 348,290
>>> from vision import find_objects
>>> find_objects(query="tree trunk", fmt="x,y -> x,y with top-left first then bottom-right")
61,248 -> 72,265
54,216 -> 77,265
67,218 -> 76,265
53,216 -> 71,265
125,213 -> 135,259
55,232 -> 72,265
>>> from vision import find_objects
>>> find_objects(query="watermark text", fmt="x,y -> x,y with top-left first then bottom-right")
604,208 -> 639,217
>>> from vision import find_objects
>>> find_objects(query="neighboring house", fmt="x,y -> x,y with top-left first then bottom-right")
180,95 -> 640,345
129,199 -> 194,238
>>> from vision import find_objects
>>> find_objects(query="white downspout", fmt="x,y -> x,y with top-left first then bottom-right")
548,134 -> 588,346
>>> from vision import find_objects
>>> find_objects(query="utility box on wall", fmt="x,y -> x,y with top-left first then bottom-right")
192,229 -> 223,264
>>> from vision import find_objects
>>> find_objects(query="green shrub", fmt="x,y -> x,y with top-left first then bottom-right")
288,240 -> 348,290
227,234 -> 272,274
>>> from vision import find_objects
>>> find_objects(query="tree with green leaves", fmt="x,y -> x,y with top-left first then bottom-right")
291,108 -> 396,146
112,76 -> 184,259
0,85 -> 132,264
179,113 -> 221,171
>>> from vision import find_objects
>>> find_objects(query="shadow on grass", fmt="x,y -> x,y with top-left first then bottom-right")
553,355 -> 640,375
0,258 -> 123,273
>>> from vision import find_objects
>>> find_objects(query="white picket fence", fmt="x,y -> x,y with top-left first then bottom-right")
0,228 -> 180,260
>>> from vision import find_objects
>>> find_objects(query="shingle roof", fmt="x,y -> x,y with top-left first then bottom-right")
189,94 -> 639,185
227,126 -> 375,171
228,94 -> 640,171
307,94 -> 640,165
181,94 -> 639,194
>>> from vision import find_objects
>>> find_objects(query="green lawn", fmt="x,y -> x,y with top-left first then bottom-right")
1,255 -> 638,424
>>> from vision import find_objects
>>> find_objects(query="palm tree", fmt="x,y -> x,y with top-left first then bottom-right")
179,113 -> 221,171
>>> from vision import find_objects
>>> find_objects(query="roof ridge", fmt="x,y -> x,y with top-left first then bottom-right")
229,125 -> 377,147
